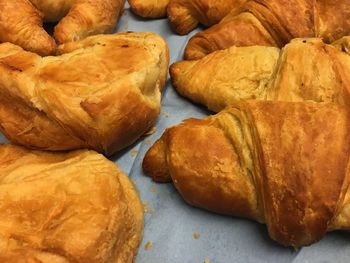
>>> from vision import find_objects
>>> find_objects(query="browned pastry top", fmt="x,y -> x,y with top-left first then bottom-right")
0,144 -> 144,262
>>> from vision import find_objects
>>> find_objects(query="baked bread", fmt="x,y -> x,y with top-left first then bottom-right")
0,32 -> 169,155
128,0 -> 170,18
143,100 -> 350,247
0,144 -> 143,262
0,0 -> 126,56
167,0 -> 248,35
171,38 -> 350,112
184,0 -> 350,60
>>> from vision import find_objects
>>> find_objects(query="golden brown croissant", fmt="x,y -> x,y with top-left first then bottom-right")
0,0 -> 125,56
0,32 -> 169,155
185,0 -> 350,60
0,144 -> 143,262
143,100 -> 350,247
171,38 -> 350,112
128,0 -> 170,18
167,0 -> 248,35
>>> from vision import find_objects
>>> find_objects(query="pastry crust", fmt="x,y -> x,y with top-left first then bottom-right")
185,0 -> 350,60
167,0 -> 248,35
0,32 -> 169,155
128,0 -> 170,18
143,101 -> 350,247
0,144 -> 144,262
0,0 -> 126,56
171,38 -> 350,112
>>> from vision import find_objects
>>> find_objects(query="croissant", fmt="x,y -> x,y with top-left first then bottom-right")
128,0 -> 170,18
0,0 -> 126,56
167,0 -> 248,35
171,38 -> 350,112
143,100 -> 350,247
0,144 -> 143,262
184,0 -> 350,60
0,32 -> 169,155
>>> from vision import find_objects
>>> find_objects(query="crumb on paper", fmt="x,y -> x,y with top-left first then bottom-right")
163,112 -> 171,118
142,201 -> 154,214
204,258 -> 211,263
123,21 -> 129,31
145,139 -> 152,145
130,149 -> 138,157
144,241 -> 153,250
149,185 -> 157,193
193,232 -> 200,240
144,127 -> 157,136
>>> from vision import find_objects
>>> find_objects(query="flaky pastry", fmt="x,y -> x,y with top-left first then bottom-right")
0,0 -> 126,55
143,101 -> 350,247
0,32 -> 169,155
0,144 -> 143,262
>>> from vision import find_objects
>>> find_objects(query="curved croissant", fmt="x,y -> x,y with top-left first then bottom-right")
167,0 -> 248,35
0,144 -> 143,262
143,100 -> 350,247
128,0 -> 170,18
171,38 -> 350,112
185,0 -> 350,60
0,32 -> 169,155
0,0 -> 125,56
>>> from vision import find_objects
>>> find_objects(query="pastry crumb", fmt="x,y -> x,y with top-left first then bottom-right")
144,127 -> 157,136
144,241 -> 153,250
193,232 -> 200,240
204,258 -> 211,263
130,149 -> 138,157
142,201 -> 154,214
163,112 -> 171,118
145,139 -> 152,145
149,185 -> 157,193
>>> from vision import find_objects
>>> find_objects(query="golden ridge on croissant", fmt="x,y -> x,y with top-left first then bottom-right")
0,0 -> 126,56
171,38 -> 350,112
128,0 -> 170,18
184,0 -> 350,60
167,0 -> 248,35
143,100 -> 350,247
0,144 -> 143,262
0,32 -> 169,155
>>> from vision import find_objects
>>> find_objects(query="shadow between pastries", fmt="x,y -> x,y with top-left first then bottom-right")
0,32 -> 169,156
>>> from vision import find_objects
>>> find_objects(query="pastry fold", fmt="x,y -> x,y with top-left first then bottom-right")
0,144 -> 143,262
171,38 -> 350,112
0,0 -> 126,55
167,0 -> 248,35
128,0 -> 170,18
185,0 -> 350,60
143,100 -> 350,247
0,32 -> 169,155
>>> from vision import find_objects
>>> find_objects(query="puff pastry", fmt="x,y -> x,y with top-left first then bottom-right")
171,38 -> 350,112
167,0 -> 248,35
0,144 -> 143,262
184,0 -> 350,60
128,0 -> 170,18
0,32 -> 169,155
0,0 -> 126,56
143,100 -> 350,247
